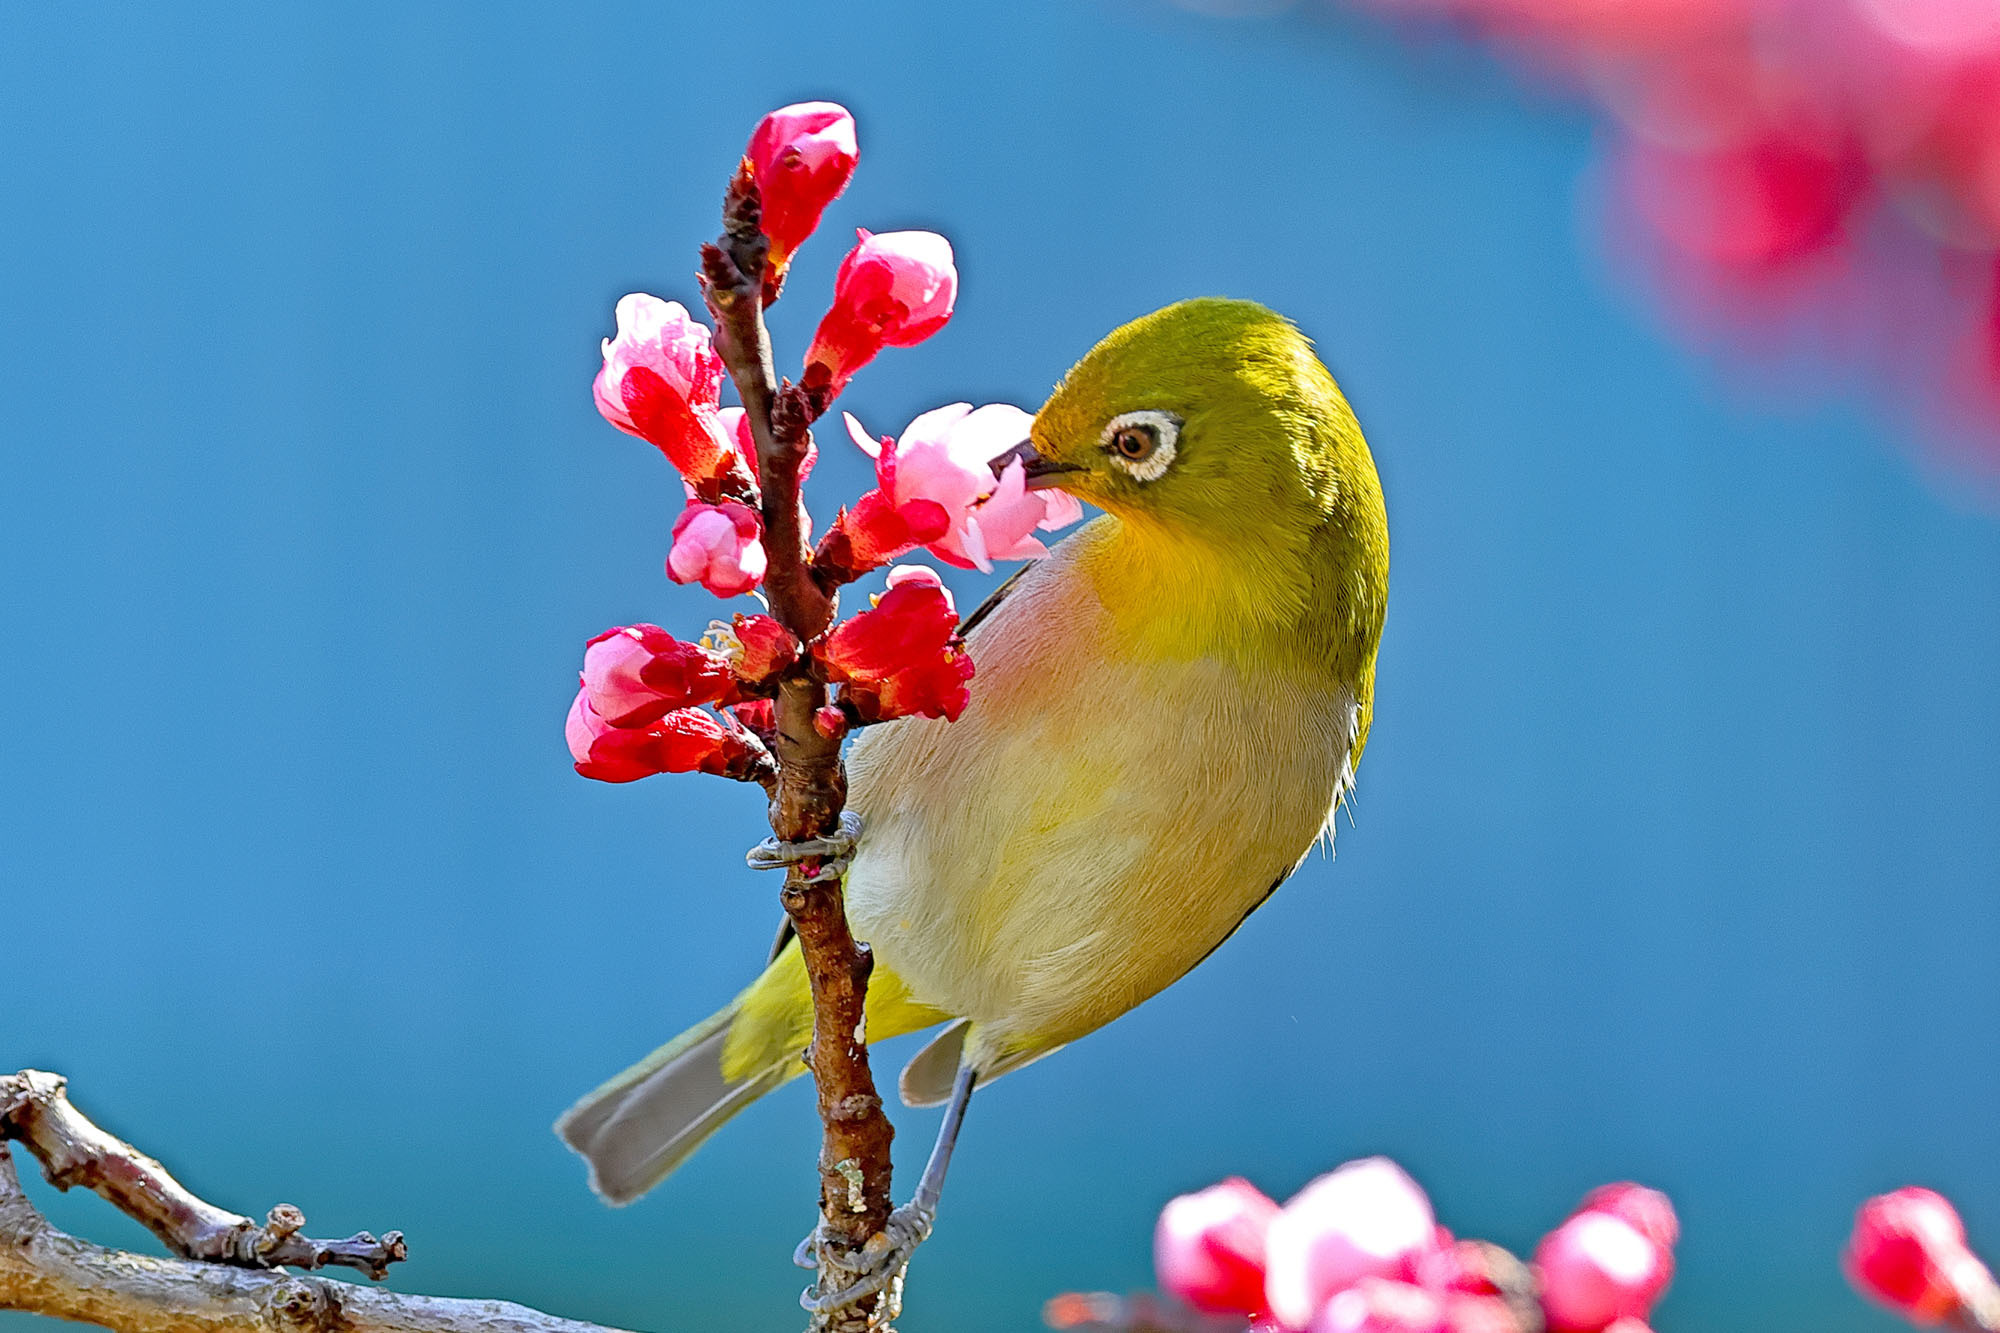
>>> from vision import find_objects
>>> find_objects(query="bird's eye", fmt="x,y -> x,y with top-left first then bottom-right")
1100,410 -> 1181,483
1111,425 -> 1157,460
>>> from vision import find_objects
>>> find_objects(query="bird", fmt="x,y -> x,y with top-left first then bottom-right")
557,296 -> 1389,1281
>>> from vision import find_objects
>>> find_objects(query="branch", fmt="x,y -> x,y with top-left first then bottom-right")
0,1071 -> 403,1279
700,166 -> 900,1333
0,1078 -> 639,1333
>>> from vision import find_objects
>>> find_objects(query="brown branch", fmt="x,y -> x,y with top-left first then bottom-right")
0,1071 -> 404,1279
700,167 -> 899,1333
0,1085 -> 639,1333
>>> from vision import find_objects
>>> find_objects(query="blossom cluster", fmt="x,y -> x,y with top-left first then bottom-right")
1099,1162 -> 2000,1333
1149,1158 -> 1676,1333
1350,0 -> 2000,459
568,101 -> 1078,784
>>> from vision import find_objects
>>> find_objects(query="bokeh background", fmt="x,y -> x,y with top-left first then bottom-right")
5,2 -> 1998,1331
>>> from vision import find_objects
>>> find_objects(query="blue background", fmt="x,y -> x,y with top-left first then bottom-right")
4,2 -> 1996,1330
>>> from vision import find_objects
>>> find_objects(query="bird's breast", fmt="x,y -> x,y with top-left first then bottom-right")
843,524 -> 1361,1062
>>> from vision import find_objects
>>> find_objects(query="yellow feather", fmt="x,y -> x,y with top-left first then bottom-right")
720,943 -> 950,1084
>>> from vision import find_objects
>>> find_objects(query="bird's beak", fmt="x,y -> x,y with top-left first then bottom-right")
989,439 -> 1083,491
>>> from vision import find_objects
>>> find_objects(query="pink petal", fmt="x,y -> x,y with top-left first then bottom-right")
1036,486 -> 1085,531
844,411 -> 886,459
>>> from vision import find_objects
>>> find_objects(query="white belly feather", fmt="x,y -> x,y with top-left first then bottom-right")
843,534 -> 1359,1074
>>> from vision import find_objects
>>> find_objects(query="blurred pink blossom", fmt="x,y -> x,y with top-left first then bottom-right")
1264,1158 -> 1445,1330
1845,1186 -> 1997,1325
1533,1205 -> 1672,1331
1308,1278 -> 1446,1333
1345,0 -> 2000,464
1155,1177 -> 1282,1317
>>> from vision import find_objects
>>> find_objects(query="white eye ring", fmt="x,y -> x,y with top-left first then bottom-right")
1100,409 -> 1180,483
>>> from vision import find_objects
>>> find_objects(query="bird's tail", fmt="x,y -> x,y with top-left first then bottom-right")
555,941 -> 947,1205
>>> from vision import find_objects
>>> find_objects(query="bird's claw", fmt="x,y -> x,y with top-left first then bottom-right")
796,1202 -> 937,1316
748,810 -> 864,884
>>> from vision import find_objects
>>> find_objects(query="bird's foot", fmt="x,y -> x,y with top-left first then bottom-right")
747,810 -> 864,884
794,1201 -> 936,1317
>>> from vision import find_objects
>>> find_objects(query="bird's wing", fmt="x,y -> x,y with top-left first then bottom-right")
761,566 -> 1034,965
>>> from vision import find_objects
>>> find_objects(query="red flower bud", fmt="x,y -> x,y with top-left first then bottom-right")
580,624 -> 737,727
593,295 -> 742,485
821,565 -> 958,679
869,645 -> 974,722
804,229 -> 956,397
1846,1187 -> 1995,1325
820,566 -> 974,723
726,613 -> 799,685
566,691 -> 756,783
746,102 -> 858,271
730,698 -> 776,734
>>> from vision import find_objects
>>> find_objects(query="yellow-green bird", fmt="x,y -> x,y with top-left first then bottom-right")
558,297 -> 1388,1235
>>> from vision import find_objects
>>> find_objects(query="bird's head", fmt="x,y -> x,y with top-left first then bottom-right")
998,298 -> 1387,672
999,298 -> 1375,547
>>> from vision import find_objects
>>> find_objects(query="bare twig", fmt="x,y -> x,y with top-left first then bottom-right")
700,166 -> 900,1333
0,1071 -> 404,1279
0,1086 -> 638,1333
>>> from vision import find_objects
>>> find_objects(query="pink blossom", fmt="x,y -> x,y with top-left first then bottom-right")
1845,1187 -> 1996,1325
746,102 -> 858,269
1265,1159 -> 1445,1331
1534,1211 -> 1671,1332
592,294 -> 742,484
580,624 -> 737,727
834,404 -> 1081,573
565,690 -> 754,783
1155,1177 -> 1281,1318
804,229 -> 957,396
667,500 -> 766,597
1308,1279 -> 1446,1333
